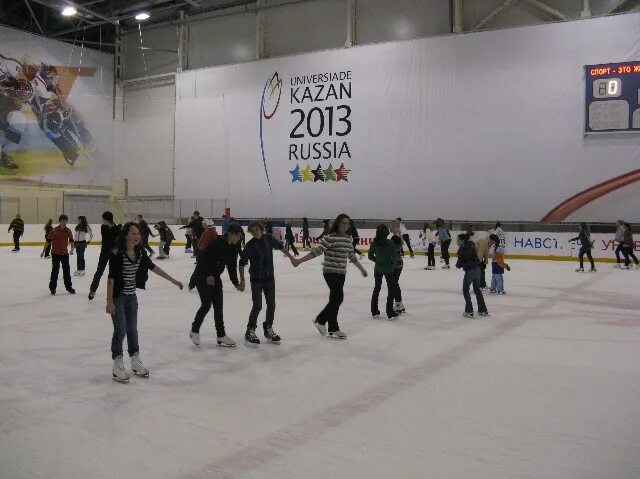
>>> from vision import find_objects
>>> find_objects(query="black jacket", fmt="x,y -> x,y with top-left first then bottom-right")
456,241 -> 481,271
570,231 -> 592,248
108,248 -> 156,299
158,225 -> 175,242
194,236 -> 240,286
239,234 -> 284,282
101,224 -> 122,252
181,217 -> 204,237
139,220 -> 153,240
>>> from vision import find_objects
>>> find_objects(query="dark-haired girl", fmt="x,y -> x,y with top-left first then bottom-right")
570,222 -> 595,272
107,222 -> 183,383
389,219 -> 405,313
368,224 -> 399,319
292,214 -> 368,339
301,218 -> 311,249
74,216 -> 93,276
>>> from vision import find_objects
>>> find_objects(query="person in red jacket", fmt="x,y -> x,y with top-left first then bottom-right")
47,214 -> 76,295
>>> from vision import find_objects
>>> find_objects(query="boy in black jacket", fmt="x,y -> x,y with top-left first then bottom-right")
455,233 -> 489,318
89,211 -> 122,300
136,215 -> 156,256
239,221 -> 295,347
190,223 -> 245,348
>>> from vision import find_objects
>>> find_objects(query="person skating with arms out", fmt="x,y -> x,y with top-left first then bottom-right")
570,222 -> 596,273
107,222 -> 183,383
239,221 -> 295,347
291,214 -> 367,340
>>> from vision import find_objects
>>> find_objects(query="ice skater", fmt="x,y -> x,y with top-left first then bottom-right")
621,222 -> 639,269
47,215 -> 76,295
89,211 -> 122,300
154,221 -> 175,259
41,218 -> 53,258
397,218 -> 414,258
368,224 -> 400,319
106,222 -> 183,383
239,221 -> 295,347
435,218 -> 451,269
570,222 -> 596,272
488,234 -> 510,294
135,215 -> 156,257
284,221 -> 299,256
291,214 -> 368,340
490,221 -> 506,249
613,220 -> 625,267
389,220 -> 406,314
301,218 -> 311,249
189,223 -> 245,348
73,216 -> 93,276
181,211 -> 204,256
455,233 -> 489,318
317,219 -> 331,240
350,219 -> 363,257
420,222 -> 437,270
8,213 -> 24,252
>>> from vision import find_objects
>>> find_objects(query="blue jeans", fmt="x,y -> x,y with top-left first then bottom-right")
111,294 -> 139,359
490,274 -> 504,292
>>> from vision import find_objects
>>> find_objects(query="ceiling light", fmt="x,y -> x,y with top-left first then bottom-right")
61,6 -> 77,16
135,12 -> 150,21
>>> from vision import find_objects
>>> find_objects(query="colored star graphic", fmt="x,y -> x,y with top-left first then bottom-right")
335,163 -> 351,182
301,164 -> 314,182
289,164 -> 302,183
323,163 -> 337,182
312,164 -> 325,182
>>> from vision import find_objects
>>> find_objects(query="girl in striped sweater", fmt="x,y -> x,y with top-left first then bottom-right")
292,214 -> 368,339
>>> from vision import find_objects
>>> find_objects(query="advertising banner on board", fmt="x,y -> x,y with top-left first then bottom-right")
174,13 -> 640,222
0,26 -> 113,185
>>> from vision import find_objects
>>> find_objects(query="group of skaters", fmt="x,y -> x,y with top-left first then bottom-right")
4,211 -> 639,383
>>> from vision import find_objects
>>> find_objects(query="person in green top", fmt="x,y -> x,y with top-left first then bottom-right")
368,224 -> 400,319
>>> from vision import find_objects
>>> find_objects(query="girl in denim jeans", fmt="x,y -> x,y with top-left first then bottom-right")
106,222 -> 183,383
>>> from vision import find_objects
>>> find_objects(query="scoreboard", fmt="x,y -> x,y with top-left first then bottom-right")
584,61 -> 640,133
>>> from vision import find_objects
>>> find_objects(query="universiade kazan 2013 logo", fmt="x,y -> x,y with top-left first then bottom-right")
260,70 -> 353,192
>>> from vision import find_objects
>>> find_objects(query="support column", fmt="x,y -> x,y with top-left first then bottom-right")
581,0 -> 591,17
256,0 -> 266,59
453,0 -> 463,33
345,0 -> 356,47
177,10 -> 188,72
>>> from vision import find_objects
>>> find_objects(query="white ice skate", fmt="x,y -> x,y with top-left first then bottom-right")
112,356 -> 130,383
394,301 -> 406,314
131,353 -> 149,378
442,265 -> 450,269
575,267 -> 584,272
328,330 -> 347,339
462,312 -> 475,319
189,331 -> 201,346
313,320 -> 327,336
216,336 -> 236,347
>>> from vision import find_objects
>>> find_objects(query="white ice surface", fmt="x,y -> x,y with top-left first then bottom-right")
1,246 -> 639,479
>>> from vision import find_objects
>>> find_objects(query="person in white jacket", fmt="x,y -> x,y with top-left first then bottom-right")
397,218 -> 414,258
489,222 -> 507,250
419,222 -> 437,270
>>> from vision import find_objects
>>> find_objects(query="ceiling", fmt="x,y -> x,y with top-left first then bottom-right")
0,0 -> 257,53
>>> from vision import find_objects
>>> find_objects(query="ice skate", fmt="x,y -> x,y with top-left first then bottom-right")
189,331 -> 201,346
575,267 -> 584,272
216,336 -> 236,347
462,312 -> 475,318
313,319 -> 327,336
478,311 -> 490,317
131,354 -> 149,378
328,330 -> 347,339
264,327 -> 281,344
394,301 -> 406,314
442,264 -> 450,269
88,291 -> 96,300
244,329 -> 260,347
112,356 -> 130,383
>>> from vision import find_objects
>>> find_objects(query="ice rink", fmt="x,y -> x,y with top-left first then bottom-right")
1,246 -> 639,479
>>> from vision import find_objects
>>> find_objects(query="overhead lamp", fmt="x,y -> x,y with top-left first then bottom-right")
61,6 -> 77,16
135,12 -> 150,21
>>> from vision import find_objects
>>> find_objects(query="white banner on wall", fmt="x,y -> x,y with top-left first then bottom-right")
0,26 -> 113,185
174,13 -> 640,221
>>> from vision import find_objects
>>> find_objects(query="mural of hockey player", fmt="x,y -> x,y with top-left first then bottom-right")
0,54 -> 31,174
28,63 -> 94,166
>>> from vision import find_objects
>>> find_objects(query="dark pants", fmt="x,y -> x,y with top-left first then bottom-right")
50,253 -> 73,292
579,245 -> 594,269
394,268 -> 403,302
371,272 -> 399,316
352,237 -> 362,255
441,239 -> 451,265
186,235 -> 193,250
76,241 -> 87,270
615,242 -> 624,263
111,293 -> 139,359
427,243 -> 435,267
90,250 -> 111,293
402,234 -> 414,257
192,278 -> 225,337
462,267 -> 487,314
286,239 -> 299,256
479,261 -> 487,288
623,246 -> 639,266
317,273 -> 346,333
142,237 -> 153,255
12,231 -> 21,250
302,233 -> 311,248
248,278 -> 276,330
43,239 -> 52,257
163,240 -> 172,255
